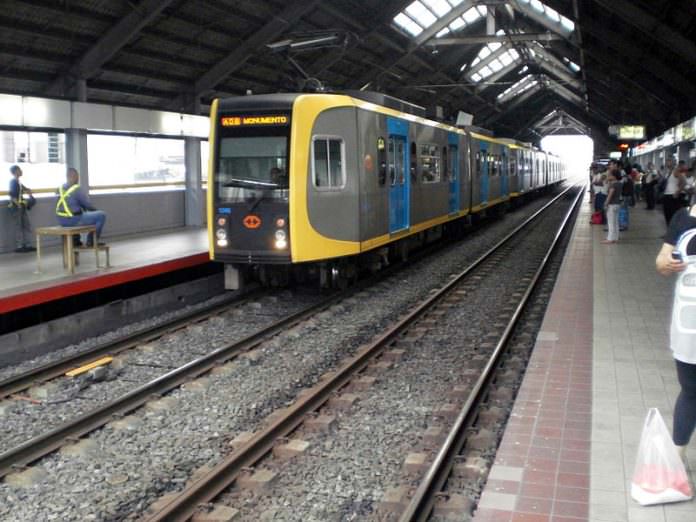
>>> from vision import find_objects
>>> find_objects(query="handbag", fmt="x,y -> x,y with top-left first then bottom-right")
631,408 -> 693,505
591,211 -> 603,225
26,194 -> 36,210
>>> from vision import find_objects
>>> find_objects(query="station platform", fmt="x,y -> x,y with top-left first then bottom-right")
474,196 -> 696,521
0,228 -> 209,314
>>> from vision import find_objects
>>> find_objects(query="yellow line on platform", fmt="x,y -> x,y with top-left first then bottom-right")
65,356 -> 113,377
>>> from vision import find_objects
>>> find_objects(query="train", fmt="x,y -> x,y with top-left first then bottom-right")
207,91 -> 565,288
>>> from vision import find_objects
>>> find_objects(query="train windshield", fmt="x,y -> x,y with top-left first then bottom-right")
217,135 -> 289,201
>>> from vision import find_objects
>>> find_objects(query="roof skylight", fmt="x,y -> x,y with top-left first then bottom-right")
463,30 -> 521,83
563,57 -> 581,73
516,0 -> 575,32
393,1 -> 486,39
497,74 -> 539,103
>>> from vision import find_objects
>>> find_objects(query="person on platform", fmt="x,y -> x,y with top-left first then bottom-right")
55,168 -> 106,247
644,162 -> 658,210
7,165 -> 36,252
656,204 -> 696,459
602,168 -> 621,244
662,158 -> 687,226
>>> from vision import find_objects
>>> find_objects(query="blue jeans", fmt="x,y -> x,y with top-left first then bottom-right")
674,360 -> 696,446
58,210 -> 106,238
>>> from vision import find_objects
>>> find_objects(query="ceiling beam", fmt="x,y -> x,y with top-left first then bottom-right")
510,0 -> 575,41
45,0 -> 176,97
426,32 -> 561,46
593,0 -> 696,66
183,0 -> 319,108
583,22 -> 696,99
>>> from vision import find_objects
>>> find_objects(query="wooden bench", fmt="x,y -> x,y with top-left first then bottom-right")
35,225 -> 102,274
75,244 -> 110,268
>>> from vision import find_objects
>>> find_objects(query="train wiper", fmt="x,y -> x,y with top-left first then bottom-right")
224,178 -> 276,189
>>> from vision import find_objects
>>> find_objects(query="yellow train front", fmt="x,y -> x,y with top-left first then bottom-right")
208,92 -> 564,289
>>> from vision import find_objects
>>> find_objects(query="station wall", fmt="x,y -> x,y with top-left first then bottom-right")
0,190 -> 187,253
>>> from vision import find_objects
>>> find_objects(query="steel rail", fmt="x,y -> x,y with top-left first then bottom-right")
143,184 -> 578,522
0,288 -> 266,400
0,190 -> 509,479
399,184 -> 585,521
0,287 -> 350,479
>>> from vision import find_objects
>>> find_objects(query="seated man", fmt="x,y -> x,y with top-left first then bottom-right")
55,167 -> 107,246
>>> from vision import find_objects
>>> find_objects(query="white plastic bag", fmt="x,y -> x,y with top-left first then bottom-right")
631,408 -> 693,505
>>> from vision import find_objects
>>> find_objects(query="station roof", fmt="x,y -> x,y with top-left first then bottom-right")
1,0 -> 695,150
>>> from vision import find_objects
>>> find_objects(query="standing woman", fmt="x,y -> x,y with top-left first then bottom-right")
663,161 -> 687,226
656,204 -> 696,457
602,169 -> 621,244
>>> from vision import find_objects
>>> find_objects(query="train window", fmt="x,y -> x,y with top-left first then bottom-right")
509,156 -> 516,176
448,145 -> 457,181
312,136 -> 345,189
420,144 -> 441,183
476,151 -> 482,177
378,137 -> 387,186
442,147 -> 448,182
410,142 -> 417,183
490,155 -> 498,176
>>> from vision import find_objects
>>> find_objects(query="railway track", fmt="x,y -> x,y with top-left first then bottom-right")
0,289 -> 266,401
140,185 -> 583,521
0,289 -> 342,478
399,185 -> 584,521
0,199 -> 498,480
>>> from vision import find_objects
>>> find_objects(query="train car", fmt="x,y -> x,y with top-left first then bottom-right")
208,92 -> 564,289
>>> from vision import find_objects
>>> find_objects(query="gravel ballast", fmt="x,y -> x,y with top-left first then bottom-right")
0,191 -> 563,522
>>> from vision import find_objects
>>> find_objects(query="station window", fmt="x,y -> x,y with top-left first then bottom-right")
88,134 -> 185,191
420,143 -> 441,183
312,136 -> 345,189
201,140 -> 209,185
0,130 -> 66,196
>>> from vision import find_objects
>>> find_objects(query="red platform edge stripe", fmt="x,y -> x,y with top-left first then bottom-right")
0,253 -> 210,314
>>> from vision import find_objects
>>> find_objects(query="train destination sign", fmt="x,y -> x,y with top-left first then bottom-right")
221,115 -> 289,127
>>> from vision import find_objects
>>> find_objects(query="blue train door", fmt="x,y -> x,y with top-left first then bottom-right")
479,141 -> 489,204
448,133 -> 460,214
387,117 -> 409,233
501,146 -> 509,197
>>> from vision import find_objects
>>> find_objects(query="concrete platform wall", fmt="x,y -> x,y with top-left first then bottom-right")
0,190 -> 185,253
0,272 -> 224,367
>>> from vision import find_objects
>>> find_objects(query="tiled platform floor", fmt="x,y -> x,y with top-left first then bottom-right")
0,227 -> 207,298
474,195 -> 696,522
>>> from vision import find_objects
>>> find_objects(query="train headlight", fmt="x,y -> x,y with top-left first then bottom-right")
275,239 -> 287,250
217,239 -> 228,247
217,217 -> 227,226
216,229 -> 227,241
275,230 -> 286,241
276,217 -> 286,228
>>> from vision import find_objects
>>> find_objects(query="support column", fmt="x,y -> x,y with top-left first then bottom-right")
76,79 -> 88,102
65,129 -> 89,189
184,137 -> 204,227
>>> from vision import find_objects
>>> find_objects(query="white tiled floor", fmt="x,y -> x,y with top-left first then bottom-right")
590,203 -> 696,521
0,227 -> 207,297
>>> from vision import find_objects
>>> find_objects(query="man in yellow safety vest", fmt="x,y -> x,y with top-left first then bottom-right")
8,165 -> 36,252
56,168 -> 107,247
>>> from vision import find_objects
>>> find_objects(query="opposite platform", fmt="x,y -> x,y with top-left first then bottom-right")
474,195 -> 696,521
0,227 -> 209,314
